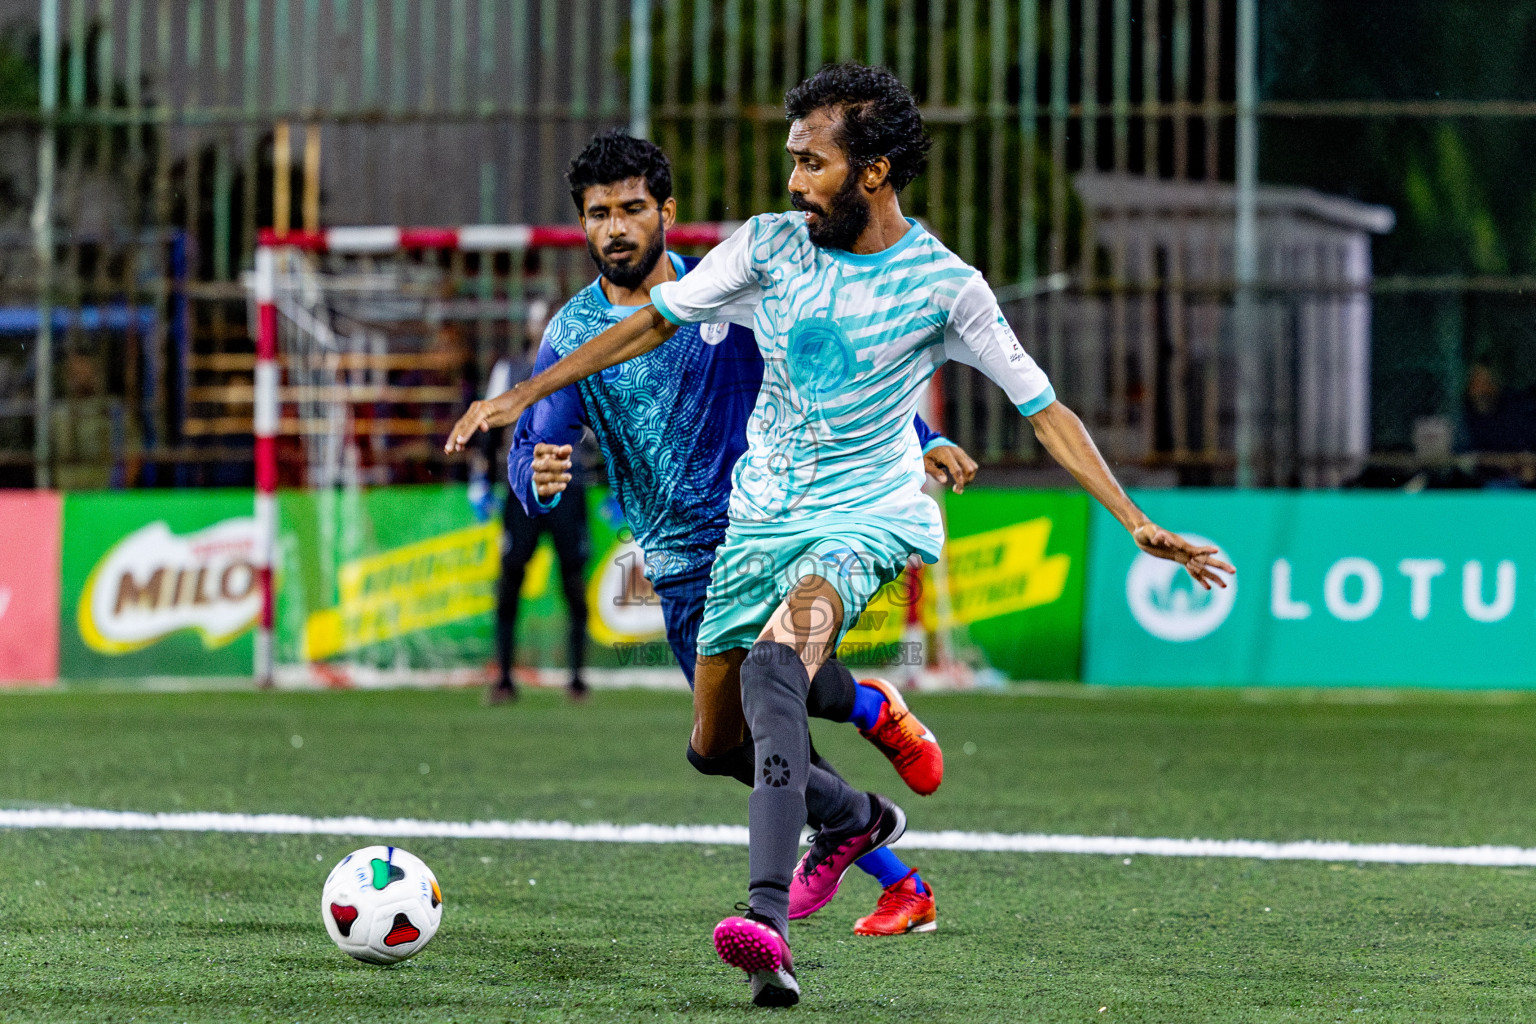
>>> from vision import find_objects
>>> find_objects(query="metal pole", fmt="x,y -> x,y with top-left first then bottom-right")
630,0 -> 651,138
32,0 -> 59,490
1234,0 -> 1259,487
274,121 -> 292,238
254,245 -> 278,687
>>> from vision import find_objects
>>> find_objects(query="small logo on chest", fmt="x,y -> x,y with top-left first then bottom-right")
786,317 -> 857,398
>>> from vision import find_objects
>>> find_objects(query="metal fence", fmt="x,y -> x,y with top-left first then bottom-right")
0,0 -> 1527,490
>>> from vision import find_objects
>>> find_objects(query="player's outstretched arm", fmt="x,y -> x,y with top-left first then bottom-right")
1026,400 -> 1235,590
445,306 -> 679,452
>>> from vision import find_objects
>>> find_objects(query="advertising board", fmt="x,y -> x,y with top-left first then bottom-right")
0,492 -> 62,683
60,491 -> 257,678
839,489 -> 1090,681
1085,491 -> 1536,687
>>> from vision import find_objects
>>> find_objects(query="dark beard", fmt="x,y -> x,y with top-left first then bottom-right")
590,224 -> 666,290
791,171 -> 870,250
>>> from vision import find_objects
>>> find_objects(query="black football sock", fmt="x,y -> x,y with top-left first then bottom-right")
688,738 -> 860,837
740,641 -> 808,939
740,641 -> 868,938
685,743 -> 757,788
806,658 -> 857,723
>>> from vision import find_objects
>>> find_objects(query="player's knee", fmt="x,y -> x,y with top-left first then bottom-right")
692,696 -> 742,758
685,743 -> 716,775
688,715 -> 739,759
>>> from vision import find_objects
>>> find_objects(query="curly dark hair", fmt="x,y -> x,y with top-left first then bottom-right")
784,63 -> 932,193
566,130 -> 673,214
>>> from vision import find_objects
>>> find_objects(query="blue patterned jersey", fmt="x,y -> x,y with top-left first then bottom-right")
509,253 -> 761,581
510,251 -> 951,581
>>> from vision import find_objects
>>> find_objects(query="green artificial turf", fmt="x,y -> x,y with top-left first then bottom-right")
3,685 -> 1536,1021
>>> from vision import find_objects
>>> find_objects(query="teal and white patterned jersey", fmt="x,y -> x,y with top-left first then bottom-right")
650,213 -> 1055,563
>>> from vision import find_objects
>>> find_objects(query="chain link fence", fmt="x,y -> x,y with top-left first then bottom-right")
0,0 -> 1530,488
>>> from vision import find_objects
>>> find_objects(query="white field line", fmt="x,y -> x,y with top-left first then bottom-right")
2,807 -> 1535,867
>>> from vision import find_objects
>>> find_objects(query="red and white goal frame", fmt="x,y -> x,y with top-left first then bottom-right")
250,221 -> 967,689
250,222 -> 736,685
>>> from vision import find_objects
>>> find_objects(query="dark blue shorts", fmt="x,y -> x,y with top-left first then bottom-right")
650,563 -> 714,689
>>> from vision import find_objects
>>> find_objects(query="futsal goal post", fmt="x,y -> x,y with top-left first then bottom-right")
249,223 -> 967,689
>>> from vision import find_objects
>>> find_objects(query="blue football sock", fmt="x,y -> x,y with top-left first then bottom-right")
847,683 -> 887,732
855,846 -> 917,889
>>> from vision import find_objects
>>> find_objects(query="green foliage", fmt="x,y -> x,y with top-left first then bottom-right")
1263,0 -> 1536,419
1263,0 -> 1536,277
1402,126 -> 1506,276
0,25 -> 39,110
4,686 -> 1536,1019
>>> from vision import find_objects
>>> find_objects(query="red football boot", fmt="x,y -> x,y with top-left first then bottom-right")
858,677 -> 944,795
854,870 -> 937,935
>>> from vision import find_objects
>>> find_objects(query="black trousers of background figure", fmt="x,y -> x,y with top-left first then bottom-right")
496,483 -> 590,689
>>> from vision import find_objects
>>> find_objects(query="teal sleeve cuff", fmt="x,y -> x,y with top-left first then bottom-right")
530,484 -> 563,512
1016,384 -> 1057,417
922,436 -> 958,454
649,286 -> 688,327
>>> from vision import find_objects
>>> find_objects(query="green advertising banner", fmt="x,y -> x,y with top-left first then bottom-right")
57,484 -> 657,683
940,489 -> 1089,681
58,484 -> 1089,684
835,489 -> 1090,681
275,486 -> 495,676
274,485 -> 645,681
61,490 -> 259,679
1085,491 -> 1536,688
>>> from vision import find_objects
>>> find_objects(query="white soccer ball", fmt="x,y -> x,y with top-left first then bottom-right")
321,845 -> 443,964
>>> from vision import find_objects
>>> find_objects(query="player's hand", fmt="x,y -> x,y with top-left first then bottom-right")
924,443 -> 979,494
1132,523 -> 1235,590
532,443 -> 574,499
445,386 -> 530,453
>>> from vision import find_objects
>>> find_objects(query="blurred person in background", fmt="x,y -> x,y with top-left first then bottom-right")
471,296 -> 592,704
1460,361 -> 1536,488
1462,362 -> 1536,454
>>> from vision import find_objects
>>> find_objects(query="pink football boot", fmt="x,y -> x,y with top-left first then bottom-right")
713,912 -> 799,1007
788,792 -> 907,920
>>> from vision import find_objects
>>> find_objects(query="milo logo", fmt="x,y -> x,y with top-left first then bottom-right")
585,537 -> 666,644
77,518 -> 261,654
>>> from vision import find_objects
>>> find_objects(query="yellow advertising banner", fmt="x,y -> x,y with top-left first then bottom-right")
939,517 -> 1072,626
302,523 -> 500,661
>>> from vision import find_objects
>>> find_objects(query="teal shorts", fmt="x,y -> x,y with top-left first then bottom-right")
695,520 -> 915,657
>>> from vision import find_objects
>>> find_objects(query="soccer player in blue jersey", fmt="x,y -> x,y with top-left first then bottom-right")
458,130 -> 962,934
452,69 -> 1233,1006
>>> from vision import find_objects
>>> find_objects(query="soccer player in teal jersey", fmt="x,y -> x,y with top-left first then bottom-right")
500,130 -> 953,933
451,65 -> 1234,1006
